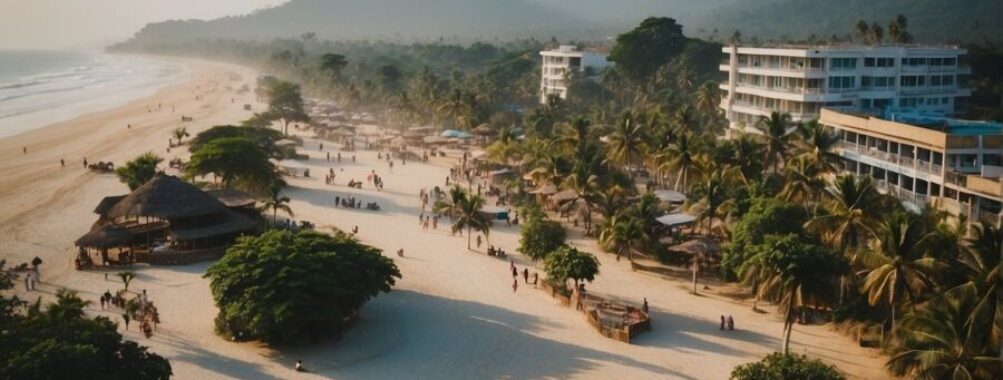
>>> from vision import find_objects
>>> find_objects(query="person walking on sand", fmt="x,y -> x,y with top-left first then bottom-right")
512,279 -> 518,293
511,266 -> 518,279
720,315 -> 726,330
727,315 -> 734,331
522,268 -> 529,284
476,235 -> 482,249
83,158 -> 88,168
100,293 -> 107,310
60,159 -> 65,167
642,298 -> 649,314
397,248 -> 404,257
510,260 -> 515,273
533,272 -> 538,286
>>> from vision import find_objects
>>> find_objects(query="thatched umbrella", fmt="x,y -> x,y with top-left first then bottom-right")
105,174 -> 228,220
472,124 -> 494,136
669,236 -> 721,294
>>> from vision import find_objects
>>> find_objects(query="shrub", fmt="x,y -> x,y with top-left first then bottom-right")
518,216 -> 566,261
730,352 -> 844,380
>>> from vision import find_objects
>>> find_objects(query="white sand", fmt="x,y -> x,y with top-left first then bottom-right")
0,60 -> 893,379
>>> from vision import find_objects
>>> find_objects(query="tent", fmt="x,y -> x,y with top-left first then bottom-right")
655,213 -> 697,227
653,189 -> 687,203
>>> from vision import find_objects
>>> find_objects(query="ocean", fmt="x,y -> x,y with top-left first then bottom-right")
0,50 -> 184,139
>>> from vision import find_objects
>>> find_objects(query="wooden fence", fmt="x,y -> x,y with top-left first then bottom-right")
538,280 -> 651,343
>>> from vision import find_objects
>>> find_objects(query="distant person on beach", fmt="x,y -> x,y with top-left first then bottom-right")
720,315 -> 726,330
476,235 -> 482,249
727,315 -> 734,330
512,267 -> 518,279
522,268 -> 529,283
513,279 -> 518,293
60,159 -> 65,167
22,146 -> 27,155
83,158 -> 88,168
642,298 -> 649,314
295,360 -> 307,372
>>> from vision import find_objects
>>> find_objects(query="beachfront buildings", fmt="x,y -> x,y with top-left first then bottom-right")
719,45 -> 971,135
540,45 -> 610,104
822,108 -> 1003,227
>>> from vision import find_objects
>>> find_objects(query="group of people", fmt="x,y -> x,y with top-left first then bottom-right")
419,213 -> 440,230
720,315 -> 736,331
19,257 -> 42,291
367,170 -> 385,191
509,260 -> 539,292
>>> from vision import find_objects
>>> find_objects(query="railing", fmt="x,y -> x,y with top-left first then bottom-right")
837,141 -> 940,175
735,83 -> 824,95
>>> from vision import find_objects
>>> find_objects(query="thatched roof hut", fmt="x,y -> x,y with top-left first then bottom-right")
75,225 -> 132,249
105,175 -> 227,219
668,237 -> 721,259
93,195 -> 126,215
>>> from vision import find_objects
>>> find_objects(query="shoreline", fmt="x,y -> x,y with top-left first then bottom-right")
0,51 -> 189,140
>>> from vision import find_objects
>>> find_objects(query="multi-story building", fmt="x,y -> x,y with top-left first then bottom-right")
719,45 -> 971,135
823,108 -> 1003,227
539,45 -> 609,104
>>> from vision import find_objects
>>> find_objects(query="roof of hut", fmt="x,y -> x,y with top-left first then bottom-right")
170,211 -> 256,240
93,195 -> 126,215
105,175 -> 228,220
75,225 -> 132,249
207,189 -> 257,208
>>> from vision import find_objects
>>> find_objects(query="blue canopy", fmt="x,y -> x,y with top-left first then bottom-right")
441,129 -> 473,139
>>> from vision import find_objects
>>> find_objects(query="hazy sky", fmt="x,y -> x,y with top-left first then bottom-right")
0,0 -> 289,50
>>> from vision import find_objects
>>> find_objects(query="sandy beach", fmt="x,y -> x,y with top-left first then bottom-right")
1,58 -> 894,379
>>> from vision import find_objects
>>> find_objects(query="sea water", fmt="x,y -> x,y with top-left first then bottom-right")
0,50 -> 184,139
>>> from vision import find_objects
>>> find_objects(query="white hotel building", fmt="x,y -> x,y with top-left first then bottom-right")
719,45 -> 971,135
539,45 -> 610,104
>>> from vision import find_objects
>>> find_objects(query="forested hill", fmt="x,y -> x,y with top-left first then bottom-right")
120,0 -> 600,45
699,0 -> 1003,44
116,0 -> 1001,47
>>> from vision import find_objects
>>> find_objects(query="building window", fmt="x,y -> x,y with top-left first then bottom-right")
900,76 -> 926,87
877,58 -> 895,67
944,58 -> 957,66
828,76 -> 856,89
831,58 -> 857,70
943,75 -> 955,86
864,58 -> 875,67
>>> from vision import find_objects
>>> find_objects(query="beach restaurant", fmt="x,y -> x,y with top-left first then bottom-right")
75,175 -> 258,267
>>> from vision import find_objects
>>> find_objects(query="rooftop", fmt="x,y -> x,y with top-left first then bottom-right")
881,110 -> 1003,136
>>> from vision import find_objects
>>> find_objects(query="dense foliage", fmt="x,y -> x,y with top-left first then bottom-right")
204,230 -> 401,344
544,245 -> 600,288
0,261 -> 171,379
518,213 -> 567,261
185,137 -> 279,195
115,152 -> 163,190
721,197 -> 808,279
730,352 -> 844,380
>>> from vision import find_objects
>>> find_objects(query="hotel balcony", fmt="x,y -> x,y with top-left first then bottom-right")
835,141 -> 943,176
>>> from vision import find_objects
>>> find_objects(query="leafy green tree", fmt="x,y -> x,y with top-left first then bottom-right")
190,125 -> 285,158
518,216 -> 567,262
0,289 -> 172,379
741,234 -> 847,353
888,284 -> 1002,379
319,53 -> 348,83
545,245 -> 600,288
721,198 -> 808,279
264,81 -> 310,135
957,222 -> 1003,358
186,137 -> 278,194
608,17 -> 688,82
115,152 -> 163,190
730,352 -> 845,380
204,230 -> 401,344
259,185 -> 293,224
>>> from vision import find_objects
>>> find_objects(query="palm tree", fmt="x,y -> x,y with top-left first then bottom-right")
599,214 -> 646,262
259,185 -> 293,224
172,127 -> 190,145
857,212 -> 943,335
695,81 -> 721,118
118,271 -> 136,292
434,185 -> 468,220
797,119 -> 839,172
740,235 -> 845,354
659,131 -> 703,191
605,111 -> 646,181
958,222 -> 1003,359
451,191 -> 491,250
887,283 -> 1002,379
689,165 -> 734,237
562,167 -> 600,230
806,175 -> 884,250
721,132 -> 766,183
778,155 -> 826,204
756,112 -> 796,172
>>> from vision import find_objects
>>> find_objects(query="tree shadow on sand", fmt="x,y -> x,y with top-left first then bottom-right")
267,290 -> 695,379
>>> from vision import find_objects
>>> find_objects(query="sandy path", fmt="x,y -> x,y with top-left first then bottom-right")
0,57 -> 891,379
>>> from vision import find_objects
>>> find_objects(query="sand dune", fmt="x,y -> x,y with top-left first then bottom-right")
0,59 -> 892,379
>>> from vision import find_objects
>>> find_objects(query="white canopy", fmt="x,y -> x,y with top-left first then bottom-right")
274,159 -> 310,169
653,189 -> 687,203
656,212 -> 697,227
